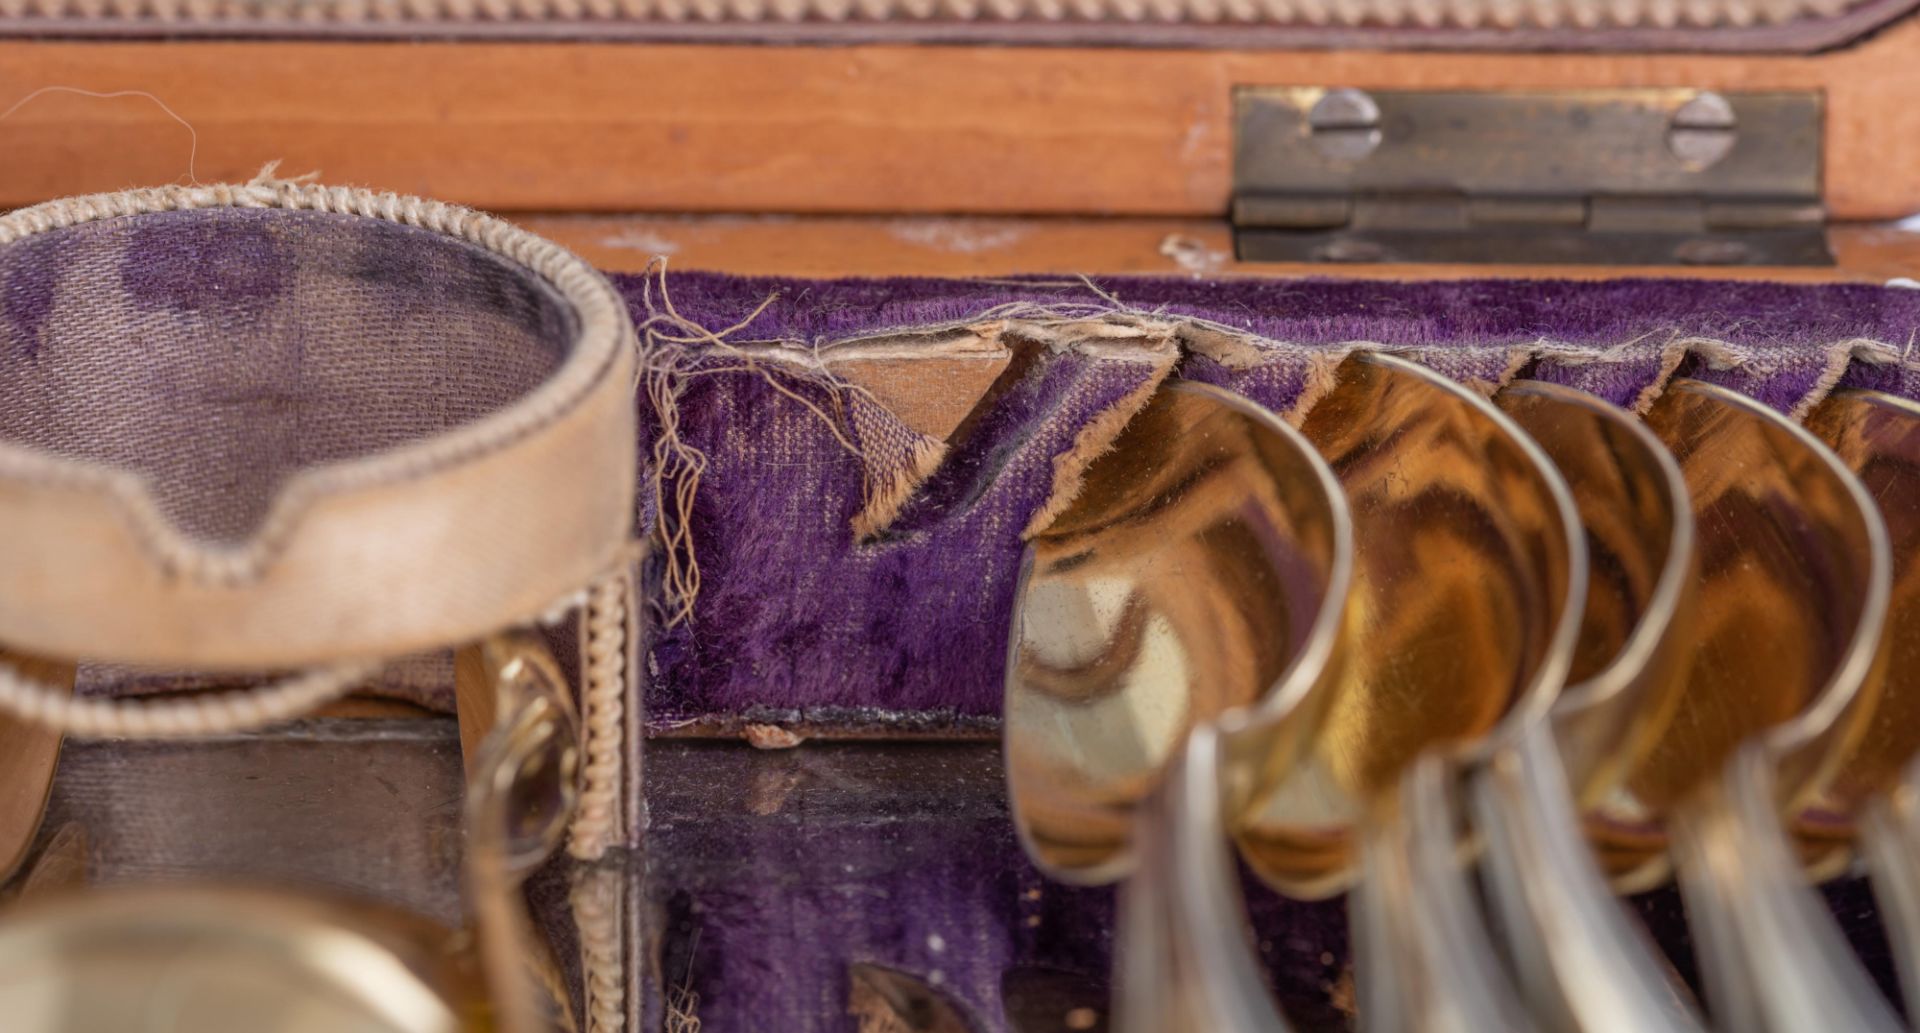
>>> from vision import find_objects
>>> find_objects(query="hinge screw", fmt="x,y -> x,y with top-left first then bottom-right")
1309,88 -> 1383,162
1669,91 -> 1738,171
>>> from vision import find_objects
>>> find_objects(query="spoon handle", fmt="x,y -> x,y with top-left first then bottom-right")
1672,742 -> 1904,1033
1861,758 -> 1920,1020
1116,724 -> 1293,1033
1469,722 -> 1704,1033
1359,751 -> 1537,1033
1352,858 -> 1413,1033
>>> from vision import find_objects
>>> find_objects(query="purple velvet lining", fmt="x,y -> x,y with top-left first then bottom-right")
624,272 -> 1919,1032
626,274 -> 1920,357
623,271 -> 1920,730
641,742 -> 1363,1033
639,742 -> 1899,1033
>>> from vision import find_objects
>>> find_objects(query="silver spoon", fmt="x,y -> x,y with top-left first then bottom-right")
1641,380 -> 1898,1033
1802,388 -> 1920,1021
1397,382 -> 1704,1033
1005,379 -> 1353,890
1112,353 -> 1585,1032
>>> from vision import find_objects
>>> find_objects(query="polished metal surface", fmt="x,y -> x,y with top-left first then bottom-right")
1116,353 -> 1583,1033
1457,382 -> 1703,1033
460,631 -> 583,1033
0,630 -> 584,1033
1238,352 -> 1585,898
1498,384 -> 1697,799
460,632 -> 581,877
0,886 -> 472,1033
1357,751 -> 1541,1033
1005,380 -> 1350,885
1121,724 -> 1300,1033
1005,379 -> 1353,1029
10,368 -> 1920,1033
1674,746 -> 1903,1033
1298,355 -> 1587,1033
1233,88 -> 1829,266
1802,389 -> 1920,825
1864,758 -> 1920,1019
1597,380 -> 1893,888
1804,389 -> 1920,1019
0,721 -> 471,1032
1639,380 -> 1899,1033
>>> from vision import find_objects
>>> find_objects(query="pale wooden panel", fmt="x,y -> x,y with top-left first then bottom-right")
0,25 -> 1916,217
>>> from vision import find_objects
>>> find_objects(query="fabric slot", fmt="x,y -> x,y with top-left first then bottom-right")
1020,332 -> 1181,539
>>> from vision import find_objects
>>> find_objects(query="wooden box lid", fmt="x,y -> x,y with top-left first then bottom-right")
0,12 -> 1916,222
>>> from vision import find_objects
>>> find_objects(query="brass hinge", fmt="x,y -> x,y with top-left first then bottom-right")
1231,88 -> 1829,267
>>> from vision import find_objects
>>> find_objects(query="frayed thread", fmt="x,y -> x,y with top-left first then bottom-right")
634,258 -> 878,627
635,272 -> 1202,620
247,159 -> 321,188
633,268 -> 1920,624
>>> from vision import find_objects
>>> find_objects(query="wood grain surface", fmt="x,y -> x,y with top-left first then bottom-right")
0,22 -> 1915,218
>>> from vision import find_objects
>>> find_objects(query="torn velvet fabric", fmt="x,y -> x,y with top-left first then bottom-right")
629,271 -> 1920,733
619,271 -> 1920,1033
